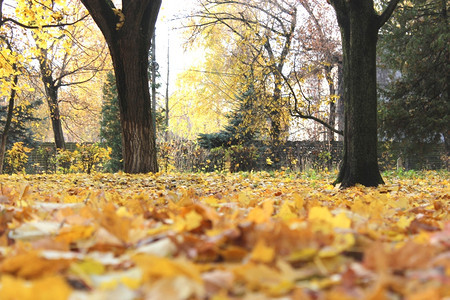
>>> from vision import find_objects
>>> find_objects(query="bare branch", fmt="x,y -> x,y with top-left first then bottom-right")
378,0 -> 402,28
1,14 -> 90,30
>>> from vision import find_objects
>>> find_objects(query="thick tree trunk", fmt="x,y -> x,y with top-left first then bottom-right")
333,1 -> 384,187
109,35 -> 158,173
81,0 -> 161,174
110,5 -> 159,174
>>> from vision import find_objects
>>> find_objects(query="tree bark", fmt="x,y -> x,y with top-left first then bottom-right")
38,48 -> 66,150
0,67 -> 18,174
270,75 -> 283,143
47,93 -> 65,150
331,0 -> 400,187
325,65 -> 336,143
81,0 -> 161,173
336,62 -> 344,142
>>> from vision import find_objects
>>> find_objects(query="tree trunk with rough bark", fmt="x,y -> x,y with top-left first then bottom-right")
325,65 -> 336,143
81,0 -> 161,173
39,48 -> 66,150
330,0 -> 400,187
0,69 -> 18,174
43,83 -> 65,150
336,62 -> 345,142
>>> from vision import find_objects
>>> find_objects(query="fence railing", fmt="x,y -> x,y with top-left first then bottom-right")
24,140 -> 448,174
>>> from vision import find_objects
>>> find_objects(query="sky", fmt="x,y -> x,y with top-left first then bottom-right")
154,0 -> 199,96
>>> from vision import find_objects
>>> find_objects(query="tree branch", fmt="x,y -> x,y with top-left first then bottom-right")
1,14 -> 89,30
377,0 -> 401,29
80,0 -> 117,44
290,100 -> 343,136
277,62 -> 343,136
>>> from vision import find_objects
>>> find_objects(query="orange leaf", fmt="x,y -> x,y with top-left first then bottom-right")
1,251 -> 71,279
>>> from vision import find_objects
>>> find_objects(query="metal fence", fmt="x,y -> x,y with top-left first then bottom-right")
24,140 -> 448,174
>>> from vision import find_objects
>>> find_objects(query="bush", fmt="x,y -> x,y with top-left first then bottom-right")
207,147 -> 226,172
312,150 -> 332,171
228,145 -> 258,172
75,143 -> 111,174
195,147 -> 227,172
192,147 -> 210,172
4,142 -> 32,174
50,144 -> 110,174
53,148 -> 76,174
158,141 -> 176,172
35,145 -> 56,173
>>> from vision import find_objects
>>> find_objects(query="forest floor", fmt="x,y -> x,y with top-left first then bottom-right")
0,170 -> 448,299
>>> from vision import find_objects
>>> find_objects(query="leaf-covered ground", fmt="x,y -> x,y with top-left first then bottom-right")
0,171 -> 448,299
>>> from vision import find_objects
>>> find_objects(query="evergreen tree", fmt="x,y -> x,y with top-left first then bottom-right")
100,72 -> 123,172
198,88 -> 257,149
0,99 -> 40,147
378,0 -> 449,150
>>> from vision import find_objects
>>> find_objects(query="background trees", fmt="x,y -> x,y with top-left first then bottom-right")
0,6 -> 38,173
185,0 -> 299,142
0,0 -> 446,177
100,72 -> 122,172
183,0 -> 343,145
378,0 -> 449,159
1,0 -> 108,151
17,0 -> 108,150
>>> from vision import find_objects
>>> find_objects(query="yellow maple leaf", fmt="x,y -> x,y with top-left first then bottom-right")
96,203 -> 131,242
133,254 -> 202,283
309,206 -> 351,229
0,275 -> 71,300
31,275 -> 72,300
1,251 -> 71,279
247,200 -> 273,224
276,201 -> 297,221
318,233 -> 355,258
55,225 -> 95,244
0,275 -> 32,299
185,209 -> 204,231
250,239 -> 275,263
309,206 -> 333,223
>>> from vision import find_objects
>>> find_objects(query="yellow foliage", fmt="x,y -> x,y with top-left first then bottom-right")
0,171 -> 447,299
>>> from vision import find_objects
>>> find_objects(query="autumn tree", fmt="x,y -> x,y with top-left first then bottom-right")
328,0 -> 400,187
0,6 -> 37,173
186,0 -> 344,145
13,0 -> 108,150
169,27 -> 239,140
187,0 -> 299,142
288,0 -> 343,142
2,0 -> 108,150
0,37 -> 19,174
80,0 -> 161,173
